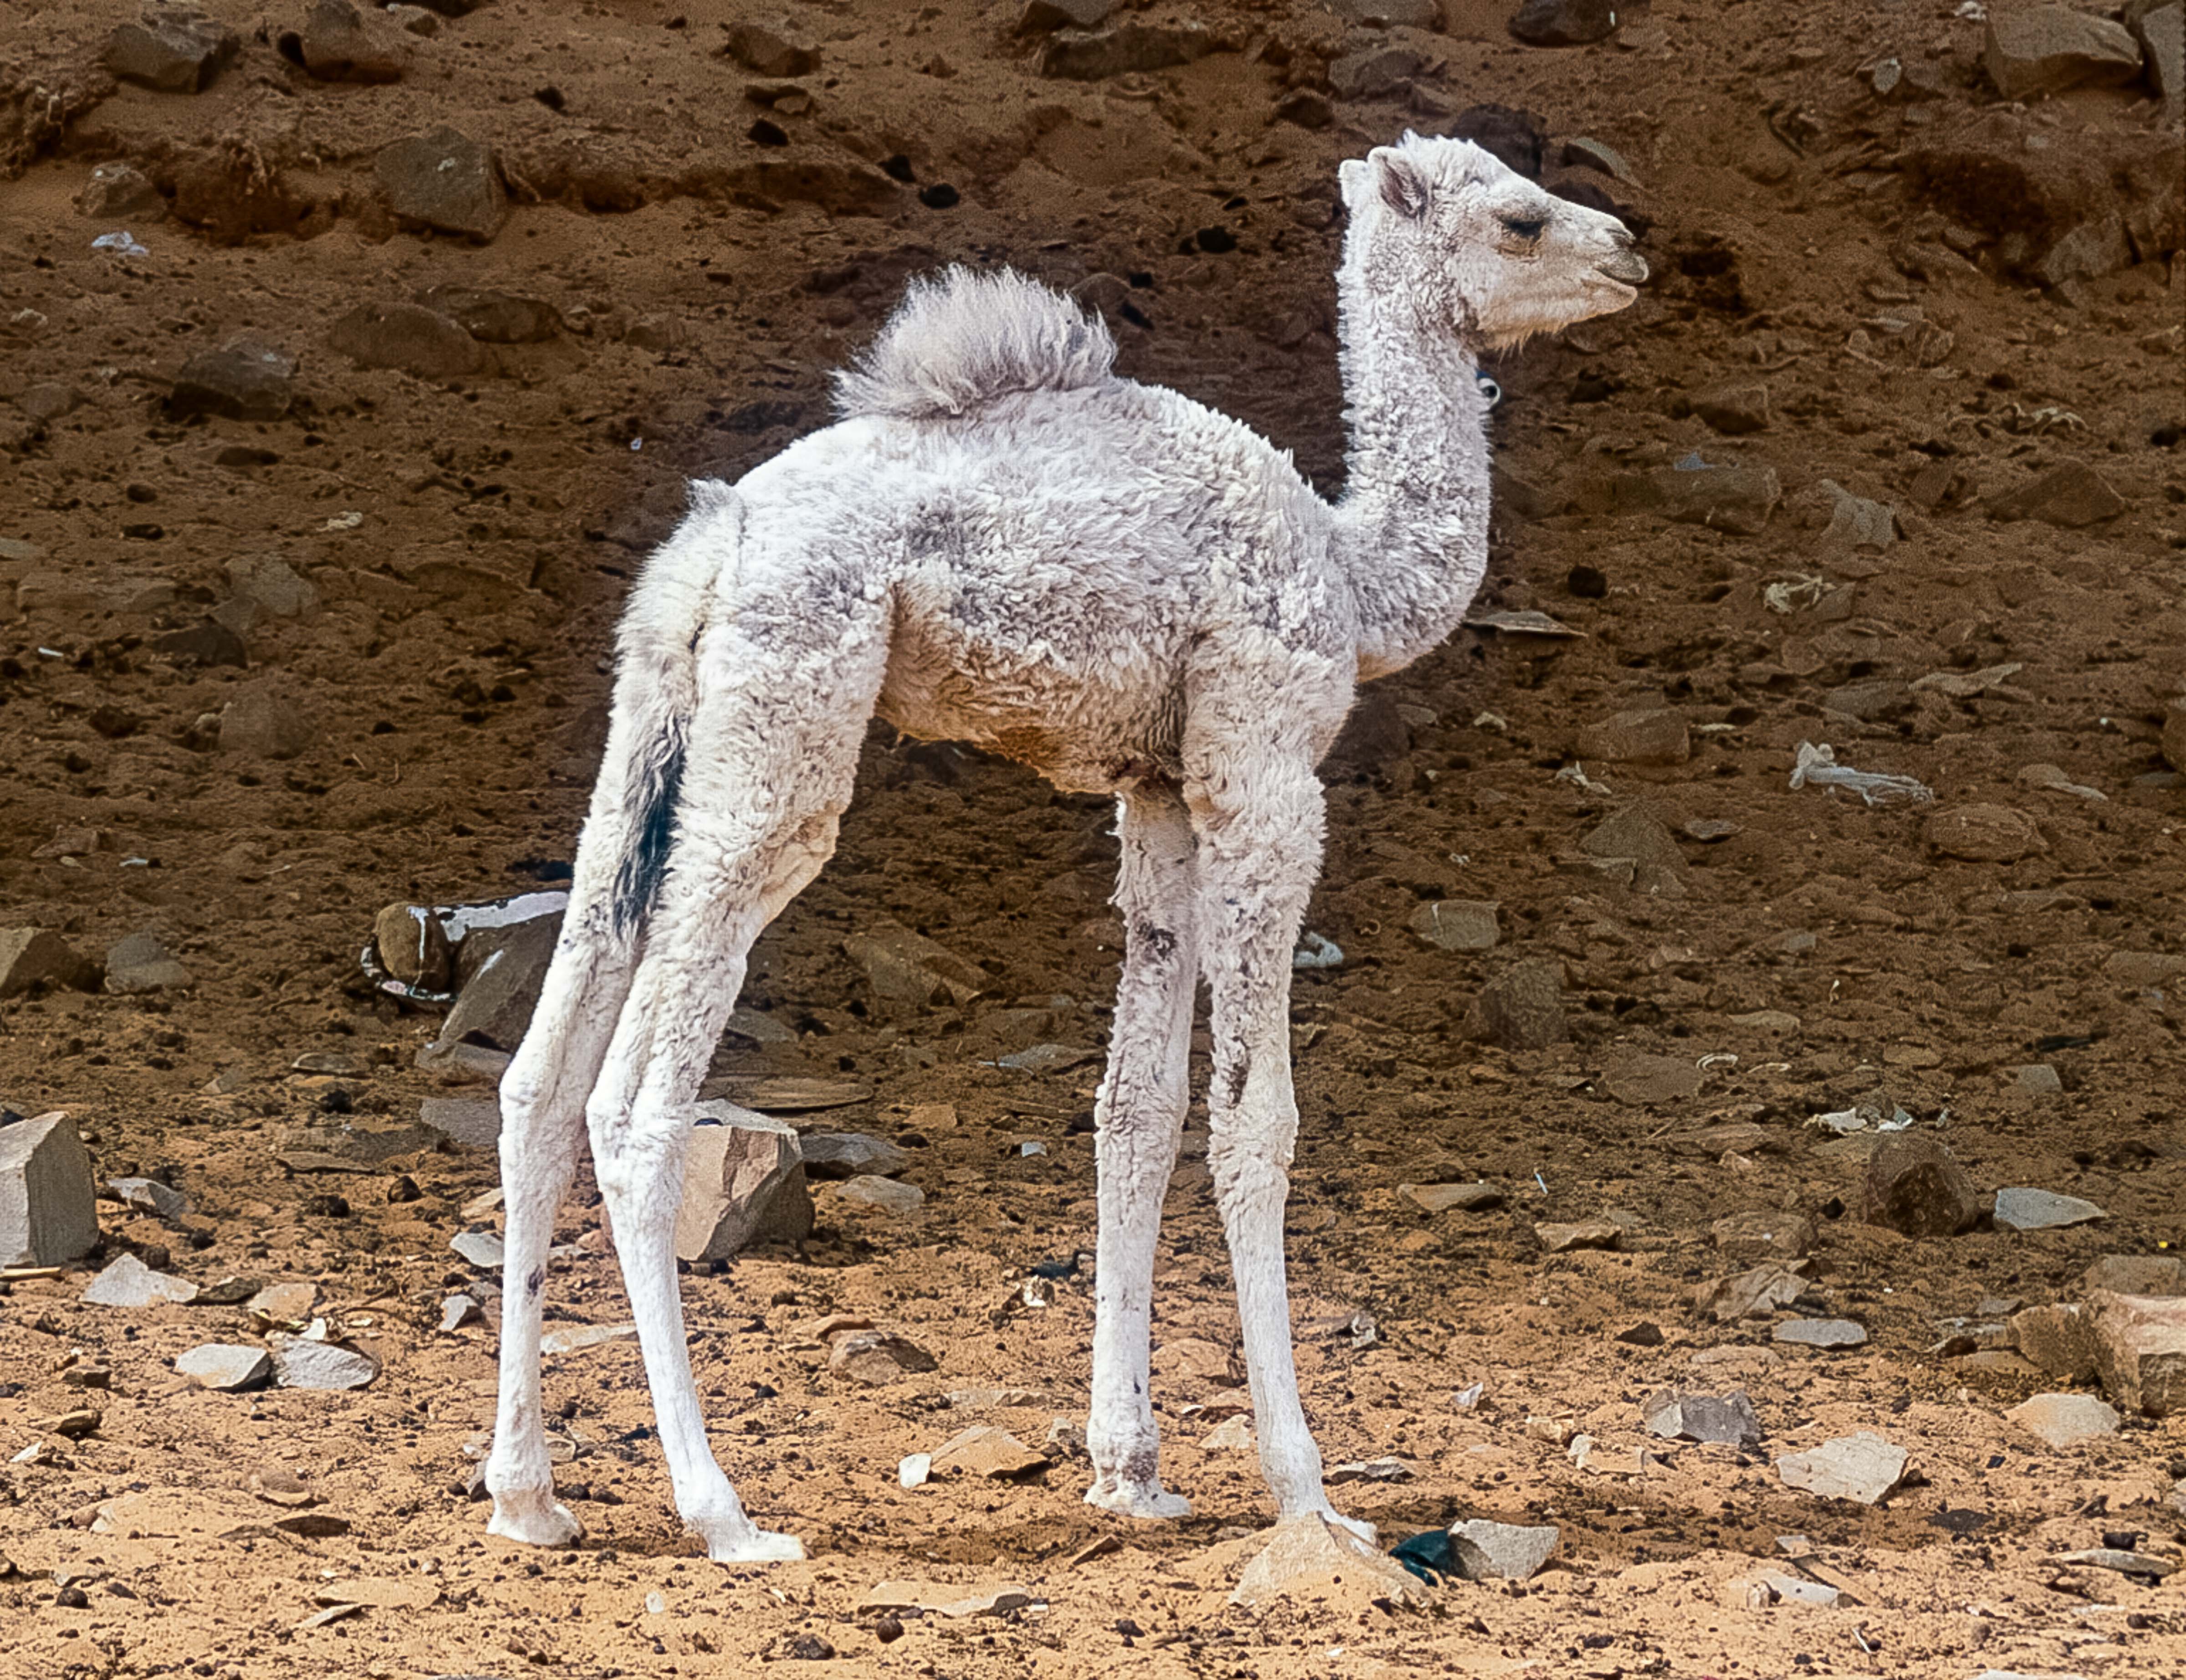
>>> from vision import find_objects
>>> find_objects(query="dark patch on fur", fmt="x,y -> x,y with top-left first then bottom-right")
1225,1051 -> 1250,1107
1132,922 -> 1179,962
526,1266 -> 545,1299
611,725 -> 688,941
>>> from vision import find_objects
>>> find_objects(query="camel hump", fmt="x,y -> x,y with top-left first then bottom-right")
833,265 -> 1117,423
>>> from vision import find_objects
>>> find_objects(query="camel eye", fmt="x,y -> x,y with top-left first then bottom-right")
1500,215 -> 1545,240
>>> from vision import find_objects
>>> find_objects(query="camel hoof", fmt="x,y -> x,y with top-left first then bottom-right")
707,1527 -> 806,1564
1086,1481 -> 1192,1522
488,1498 -> 584,1549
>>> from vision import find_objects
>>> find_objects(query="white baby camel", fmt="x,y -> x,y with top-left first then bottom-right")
485,133 -> 1645,1561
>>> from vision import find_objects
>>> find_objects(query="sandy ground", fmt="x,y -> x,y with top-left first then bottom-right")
1,0 -> 2183,1675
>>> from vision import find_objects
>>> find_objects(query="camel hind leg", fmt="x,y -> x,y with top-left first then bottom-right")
584,583 -> 889,1562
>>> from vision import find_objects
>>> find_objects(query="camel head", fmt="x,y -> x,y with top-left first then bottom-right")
1338,132 -> 1647,351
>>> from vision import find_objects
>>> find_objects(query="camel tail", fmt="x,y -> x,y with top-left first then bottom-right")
833,265 -> 1117,423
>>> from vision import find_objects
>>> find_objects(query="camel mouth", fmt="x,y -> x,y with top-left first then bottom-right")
1595,248 -> 1649,285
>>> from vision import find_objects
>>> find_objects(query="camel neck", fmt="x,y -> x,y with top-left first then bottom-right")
1330,264 -> 1494,682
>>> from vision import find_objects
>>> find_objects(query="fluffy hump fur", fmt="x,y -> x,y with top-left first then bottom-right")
834,266 -> 1117,422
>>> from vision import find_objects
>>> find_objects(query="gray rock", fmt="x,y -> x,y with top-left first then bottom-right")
1559,135 -> 1635,182
1821,680 -> 1912,721
1602,1052 -> 1700,1107
1697,1263 -> 1808,1323
0,1112 -> 98,1267
83,1252 -> 199,1307
1694,384 -> 1769,435
79,163 -> 165,221
836,1174 -> 926,1215
677,1104 -> 814,1261
2136,2 -> 2183,107
328,301 -> 482,380
225,555 -> 317,618
107,1176 -> 189,1219
2085,1289 -> 2186,1417
2009,1392 -> 2121,1448
416,286 -> 563,344
1774,1318 -> 1867,1349
374,127 -> 507,241
437,914 -> 557,1052
2082,1254 -> 2186,1297
1509,0 -> 1619,47
1711,1212 -> 1815,1263
104,932 -> 191,995
2104,949 -> 2186,986
1402,1180 -> 1504,1213
219,684 -> 317,760
1468,958 -> 1568,1050
1447,1519 -> 1561,1581
1018,0 -> 1119,31
439,1293 -> 483,1331
175,1343 -> 272,1391
105,10 -> 239,92
1039,24 -> 1217,80
1328,46 -> 1425,100
1642,1388 -> 1762,1445
1775,1431 -> 1909,1505
1863,1134 -> 1980,1238
799,1132 -> 913,1180
1408,899 -> 1500,951
829,1329 -> 940,1384
296,0 -> 410,80
1987,463 -> 2127,527
1925,804 -> 2046,864
2011,1302 -> 2098,1380
842,920 -> 989,1015
267,1332 -> 379,1390
1326,1456 -> 1414,1483
1994,1188 -> 2105,1231
721,20 -> 819,75
1818,480 -> 1899,553
1984,6 -> 2143,99
2053,1547 -> 2177,1577
1535,1218 -> 1620,1253
419,1096 -> 500,1149
0,929 -> 101,998
167,336 -> 298,422
1576,708 -> 1689,766
2012,1064 -> 2064,1096
1231,1513 -> 1429,1609
1588,463 -> 1781,535
449,1230 -> 505,1268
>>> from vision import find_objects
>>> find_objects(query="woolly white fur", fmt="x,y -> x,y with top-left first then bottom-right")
484,134 -> 1644,1562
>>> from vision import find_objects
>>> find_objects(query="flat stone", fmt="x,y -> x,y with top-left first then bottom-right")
829,1331 -> 940,1385
220,683 -> 316,760
1039,23 -> 1217,80
374,127 -> 507,241
79,162 -> 165,220
416,286 -> 562,344
0,929 -> 101,997
1603,1052 -> 1700,1107
449,1231 -> 504,1268
720,20 -> 819,76
1577,708 -> 1689,766
541,1322 -> 636,1356
436,914 -> 557,1052
1469,958 -> 1568,1050
2012,1064 -> 2064,1096
296,0 -> 410,81
1408,899 -> 1500,951
267,1333 -> 379,1390
176,1343 -> 272,1391
1560,135 -> 1635,182
104,932 -> 190,994
1509,0 -> 1619,47
2009,1392 -> 2121,1448
2012,1302 -> 2099,1381
2054,1547 -> 2176,1577
246,1281 -> 317,1327
1994,1188 -> 2106,1231
677,1104 -> 813,1261
798,1133 -> 912,1180
1711,1212 -> 1815,1263
928,1425 -> 1048,1479
1448,1520 -> 1560,1581
439,1293 -> 481,1331
858,1580 -> 1033,1619
842,919 -> 990,1015
1328,45 -> 1426,100
1231,1512 -> 1429,1609
105,10 -> 239,92
1987,462 -> 2128,527
1536,1218 -> 1620,1254
2086,1290 -> 2186,1416
1592,463 -> 1781,535
1202,1414 -> 1255,1451
0,1113 -> 98,1267
1925,804 -> 2046,864
1643,1388 -> 1762,1445
107,1176 -> 189,1219
1776,1432 -> 1910,1505
835,1174 -> 925,1215
2082,1255 -> 2186,1297
1401,1181 -> 1504,1214
1696,1263 -> 1808,1323
1774,1318 -> 1868,1349
327,302 -> 481,380
226,555 -> 317,618
1694,384 -> 1769,435
83,1252 -> 199,1307
1862,1133 -> 1980,1238
1017,0 -> 1119,31
2104,950 -> 2186,986
167,336 -> 297,422
1326,1456 -> 1413,1483
1984,6 -> 2143,99
2139,2 -> 2185,108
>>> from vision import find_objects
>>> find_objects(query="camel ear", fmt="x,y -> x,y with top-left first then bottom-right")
1371,148 -> 1430,220
1337,158 -> 1370,207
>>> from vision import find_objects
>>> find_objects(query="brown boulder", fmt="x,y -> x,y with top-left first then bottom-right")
1861,1133 -> 1979,1238
1923,805 -> 2045,864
